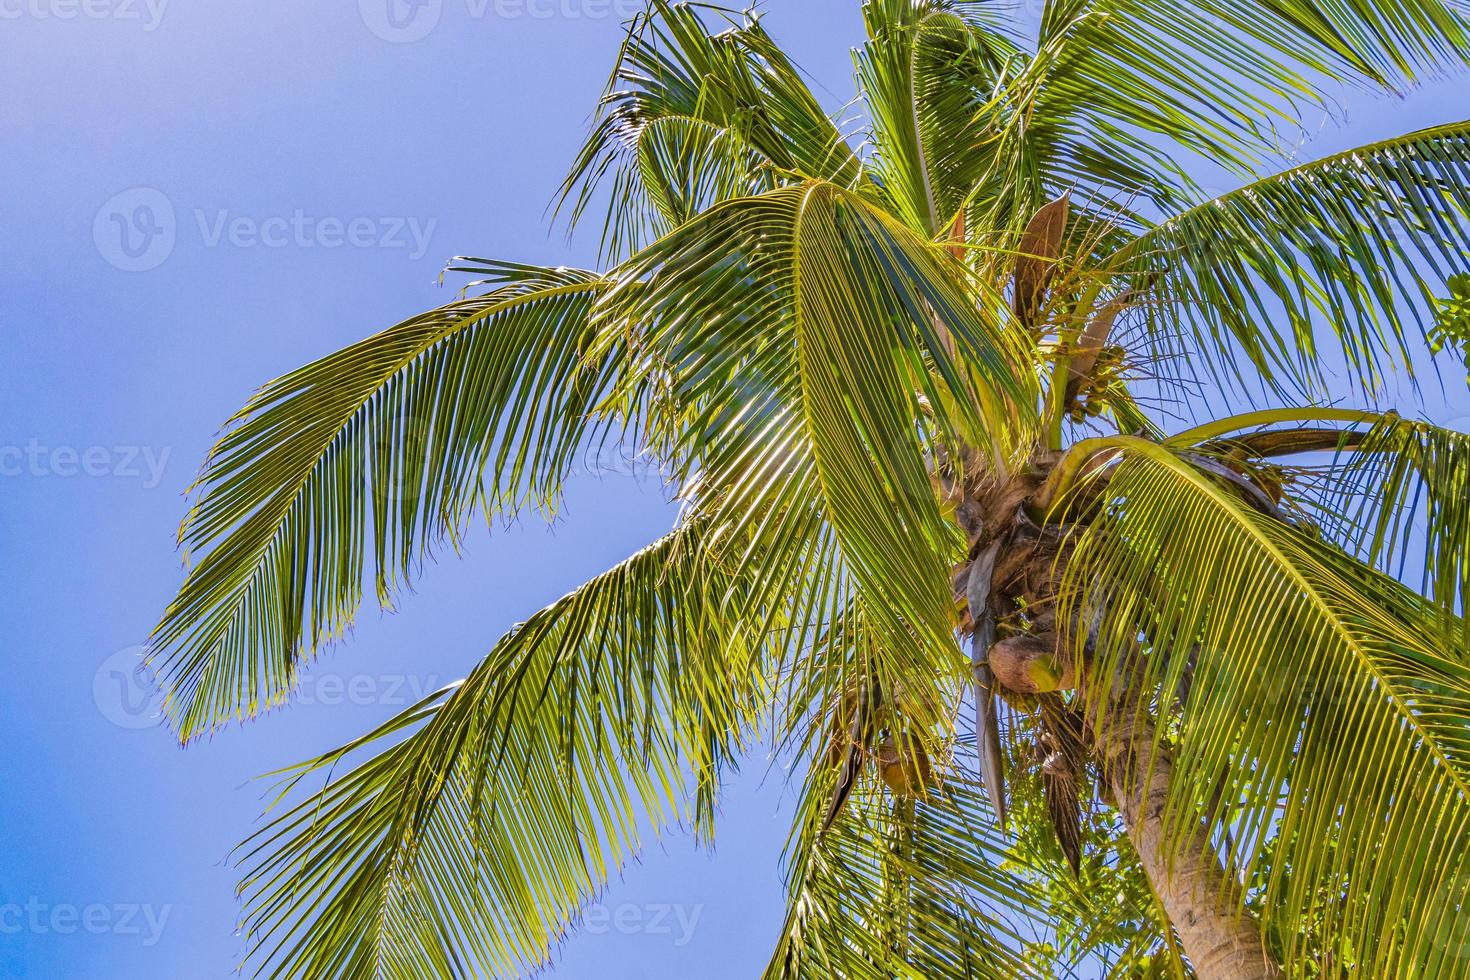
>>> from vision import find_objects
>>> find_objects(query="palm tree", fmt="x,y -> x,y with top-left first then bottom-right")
148,1 -> 1470,976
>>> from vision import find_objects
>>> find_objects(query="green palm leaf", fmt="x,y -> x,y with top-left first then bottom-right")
1026,0 -> 1470,172
558,0 -> 862,259
767,773 -> 1040,980
1333,414 -> 1470,627
149,266 -> 615,741
236,520 -> 783,978
1167,409 -> 1470,627
1120,122 -> 1470,395
603,181 -> 1037,657
1065,438 -> 1470,973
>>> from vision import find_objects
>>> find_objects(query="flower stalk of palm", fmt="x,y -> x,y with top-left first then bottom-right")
149,2 -> 1470,977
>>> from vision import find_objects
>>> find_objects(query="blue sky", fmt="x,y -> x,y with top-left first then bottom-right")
0,3 -> 1466,978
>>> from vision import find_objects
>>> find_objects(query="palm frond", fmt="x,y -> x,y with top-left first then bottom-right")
906,7 -> 1033,229
1064,437 -> 1470,974
557,0 -> 862,259
766,770 -> 1041,980
1119,121 -> 1470,396
856,1 -> 1005,235
1224,0 -> 1470,85
235,520 -> 782,979
1331,414 -> 1470,629
149,265 -> 615,741
1163,408 -> 1470,632
1025,0 -> 1470,175
603,181 -> 1038,658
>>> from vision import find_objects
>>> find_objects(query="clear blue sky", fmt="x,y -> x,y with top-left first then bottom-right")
0,3 -> 1464,978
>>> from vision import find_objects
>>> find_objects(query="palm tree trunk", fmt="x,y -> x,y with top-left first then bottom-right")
1095,702 -> 1283,980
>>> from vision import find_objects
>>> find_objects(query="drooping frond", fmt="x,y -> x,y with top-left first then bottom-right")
1164,408 -> 1470,627
1064,438 -> 1470,974
235,521 -> 788,979
766,771 -> 1041,980
856,0 -> 1138,247
1330,414 -> 1470,628
558,0 -> 862,259
755,573 -> 1053,978
1228,0 -> 1470,86
1118,122 -> 1470,396
609,181 -> 1037,656
904,8 -> 1031,229
1001,734 -> 1191,978
149,266 -> 616,741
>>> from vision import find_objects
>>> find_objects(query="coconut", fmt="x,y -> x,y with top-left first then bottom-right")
988,632 -> 1075,695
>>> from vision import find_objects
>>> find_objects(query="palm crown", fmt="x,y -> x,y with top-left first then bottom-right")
151,2 -> 1470,976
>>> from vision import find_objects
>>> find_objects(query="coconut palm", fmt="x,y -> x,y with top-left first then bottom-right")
149,1 -> 1470,976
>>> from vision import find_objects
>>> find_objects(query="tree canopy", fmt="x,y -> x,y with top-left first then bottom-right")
151,2 -> 1470,976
